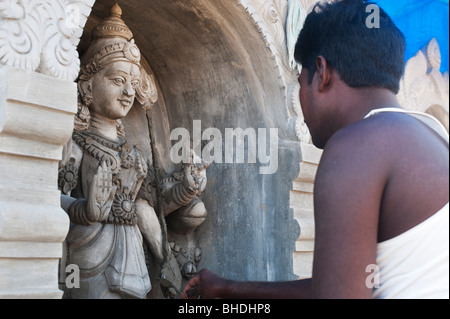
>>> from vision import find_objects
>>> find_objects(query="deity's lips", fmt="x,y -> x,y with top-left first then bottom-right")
118,99 -> 133,107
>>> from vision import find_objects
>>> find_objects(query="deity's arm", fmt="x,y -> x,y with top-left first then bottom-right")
136,165 -> 201,217
160,155 -> 209,216
59,140 -> 117,226
132,156 -> 166,263
59,139 -> 91,225
158,177 -> 195,216
59,138 -> 83,196
135,198 -> 165,263
62,196 -> 95,226
62,161 -> 117,226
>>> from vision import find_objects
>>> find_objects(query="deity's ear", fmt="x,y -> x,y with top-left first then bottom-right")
78,76 -> 93,107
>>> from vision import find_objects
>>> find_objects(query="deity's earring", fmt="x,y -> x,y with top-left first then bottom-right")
82,88 -> 93,107
78,79 -> 93,107
75,79 -> 93,132
82,94 -> 93,107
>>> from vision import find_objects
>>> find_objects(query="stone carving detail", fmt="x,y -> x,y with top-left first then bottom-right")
59,4 -> 209,299
237,0 -> 319,142
239,0 -> 307,141
286,0 -> 307,73
238,0 -> 298,95
398,38 -> 449,131
288,81 -> 311,143
0,0 -> 94,81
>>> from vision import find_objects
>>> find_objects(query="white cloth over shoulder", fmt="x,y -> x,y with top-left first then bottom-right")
364,107 -> 449,143
374,203 -> 449,299
365,107 -> 449,299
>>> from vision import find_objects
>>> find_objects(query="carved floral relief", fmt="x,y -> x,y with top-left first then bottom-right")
0,0 -> 94,81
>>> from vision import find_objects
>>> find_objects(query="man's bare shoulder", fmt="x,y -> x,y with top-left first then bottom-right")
323,111 -> 445,161
314,113 -> 399,203
318,111 -> 449,242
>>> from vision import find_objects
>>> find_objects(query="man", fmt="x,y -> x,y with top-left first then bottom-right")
182,0 -> 449,299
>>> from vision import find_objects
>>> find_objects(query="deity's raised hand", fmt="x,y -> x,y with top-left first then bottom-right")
183,151 -> 210,194
87,161 -> 117,222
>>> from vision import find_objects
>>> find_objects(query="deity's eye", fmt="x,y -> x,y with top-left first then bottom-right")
131,80 -> 140,89
112,77 -> 125,86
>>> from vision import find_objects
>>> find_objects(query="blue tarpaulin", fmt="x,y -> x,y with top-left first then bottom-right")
376,0 -> 449,73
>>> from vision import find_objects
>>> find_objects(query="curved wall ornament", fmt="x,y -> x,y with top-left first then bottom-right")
398,38 -> 449,132
0,0 -> 94,81
238,0 -> 310,141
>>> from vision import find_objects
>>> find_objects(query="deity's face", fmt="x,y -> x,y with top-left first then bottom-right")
89,60 -> 141,120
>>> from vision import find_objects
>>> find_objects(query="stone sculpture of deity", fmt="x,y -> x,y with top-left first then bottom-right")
58,4 -> 209,299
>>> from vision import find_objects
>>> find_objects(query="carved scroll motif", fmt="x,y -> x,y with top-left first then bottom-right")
0,0 -> 94,81
238,0 -> 311,142
398,38 -> 449,131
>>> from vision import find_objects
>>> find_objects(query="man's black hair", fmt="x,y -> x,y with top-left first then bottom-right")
294,0 -> 406,94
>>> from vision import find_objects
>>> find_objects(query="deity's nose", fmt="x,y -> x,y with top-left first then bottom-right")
123,82 -> 135,97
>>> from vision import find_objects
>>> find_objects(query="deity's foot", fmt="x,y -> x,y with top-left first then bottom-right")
170,240 -> 202,279
159,253 -> 182,299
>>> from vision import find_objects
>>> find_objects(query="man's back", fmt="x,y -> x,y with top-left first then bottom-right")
312,109 -> 449,298
364,111 -> 448,242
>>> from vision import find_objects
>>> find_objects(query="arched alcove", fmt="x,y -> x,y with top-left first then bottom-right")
79,0 -> 301,291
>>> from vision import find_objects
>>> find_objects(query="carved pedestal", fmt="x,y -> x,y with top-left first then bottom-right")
0,66 -> 76,298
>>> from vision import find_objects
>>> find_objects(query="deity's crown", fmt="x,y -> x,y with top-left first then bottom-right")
92,3 -> 133,41
81,3 -> 141,74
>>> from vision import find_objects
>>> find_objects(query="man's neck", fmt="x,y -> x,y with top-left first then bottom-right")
340,87 -> 401,129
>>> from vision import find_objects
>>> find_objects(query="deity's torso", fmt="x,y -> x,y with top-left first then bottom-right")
72,131 -> 148,226
62,131 -> 151,299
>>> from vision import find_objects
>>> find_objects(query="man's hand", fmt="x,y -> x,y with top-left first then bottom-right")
182,269 -> 229,299
182,269 -> 313,299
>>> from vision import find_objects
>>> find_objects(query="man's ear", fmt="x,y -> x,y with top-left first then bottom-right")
315,56 -> 333,92
78,78 -> 93,106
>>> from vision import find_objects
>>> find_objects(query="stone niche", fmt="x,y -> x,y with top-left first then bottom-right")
77,0 -> 301,296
